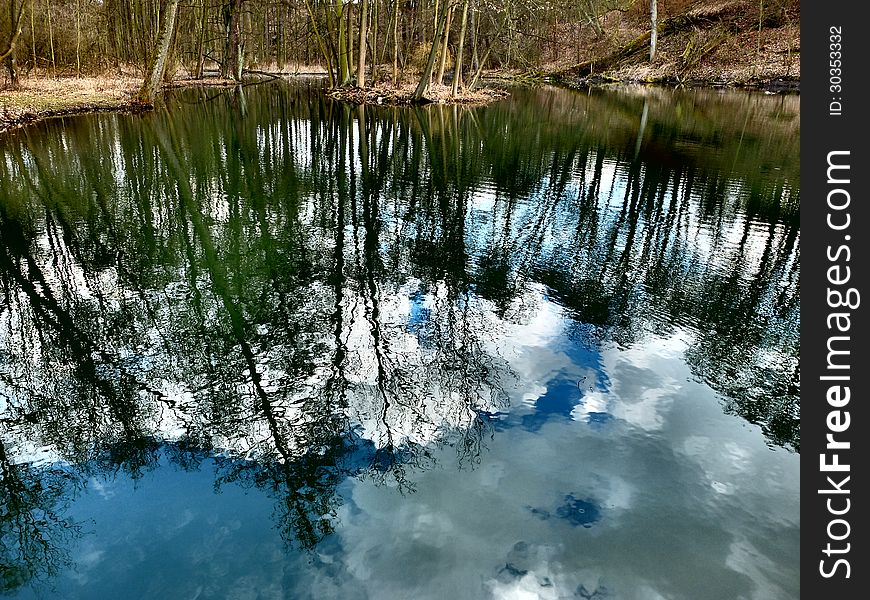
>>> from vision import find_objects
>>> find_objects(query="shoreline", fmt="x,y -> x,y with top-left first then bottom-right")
0,102 -> 152,135
1,70 -> 798,136
0,75 -> 243,136
562,75 -> 800,94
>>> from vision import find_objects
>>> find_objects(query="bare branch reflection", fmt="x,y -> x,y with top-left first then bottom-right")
0,81 -> 799,582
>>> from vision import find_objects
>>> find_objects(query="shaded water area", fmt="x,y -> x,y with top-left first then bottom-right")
0,80 -> 799,599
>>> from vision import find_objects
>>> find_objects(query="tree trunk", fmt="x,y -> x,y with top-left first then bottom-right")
358,0 -> 370,88
223,0 -> 244,80
435,4 -> 453,86
584,0 -> 604,36
561,12 -> 727,78
412,5 -> 449,101
109,0 -> 122,72
467,43 -> 492,89
195,0 -> 208,78
467,7 -> 512,89
336,0 -> 350,85
276,8 -> 285,69
301,0 -> 334,86
433,0 -> 440,39
451,0 -> 469,97
347,3 -> 355,82
29,0 -> 34,71
137,0 -> 181,104
372,0 -> 379,82
75,0 -> 81,75
650,0 -> 657,61
1,0 -> 28,87
236,6 -> 250,80
392,0 -> 400,85
470,4 -> 478,72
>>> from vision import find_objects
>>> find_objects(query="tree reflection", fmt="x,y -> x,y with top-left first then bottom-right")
0,80 -> 799,581
0,438 -> 79,593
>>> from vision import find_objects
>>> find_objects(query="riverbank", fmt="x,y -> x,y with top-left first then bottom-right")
0,72 -> 511,135
546,0 -> 799,91
0,75 -> 138,134
0,73 -> 241,135
2,9 -> 800,136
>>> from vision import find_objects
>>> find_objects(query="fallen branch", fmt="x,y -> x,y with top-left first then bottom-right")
555,10 -> 742,79
680,23 -> 739,72
242,68 -> 283,81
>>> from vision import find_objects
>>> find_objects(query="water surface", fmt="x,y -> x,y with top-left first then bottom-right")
0,80 -> 799,599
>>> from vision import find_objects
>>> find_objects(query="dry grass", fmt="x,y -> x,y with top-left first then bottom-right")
0,74 -> 141,134
543,0 -> 799,88
611,20 -> 800,85
327,82 -> 509,106
0,71 -> 254,134
1,75 -> 140,109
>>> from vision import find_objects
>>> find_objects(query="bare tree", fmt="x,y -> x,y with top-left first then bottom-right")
357,0 -> 369,86
412,2 -> 451,101
451,0 -> 469,97
434,1 -> 453,85
137,0 -> 180,103
1,0 -> 29,87
222,0 -> 245,80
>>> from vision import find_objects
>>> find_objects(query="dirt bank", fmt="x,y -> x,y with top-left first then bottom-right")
548,0 -> 799,91
0,73 -> 241,135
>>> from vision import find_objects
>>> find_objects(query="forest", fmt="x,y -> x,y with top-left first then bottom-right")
1,1 -> 799,104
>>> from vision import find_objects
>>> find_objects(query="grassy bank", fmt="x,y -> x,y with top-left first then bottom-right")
0,72 -> 241,135
0,75 -> 143,134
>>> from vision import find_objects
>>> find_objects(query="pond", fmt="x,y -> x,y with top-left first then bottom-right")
0,79 -> 799,599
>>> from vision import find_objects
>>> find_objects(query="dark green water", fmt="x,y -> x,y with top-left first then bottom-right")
0,79 -> 799,599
